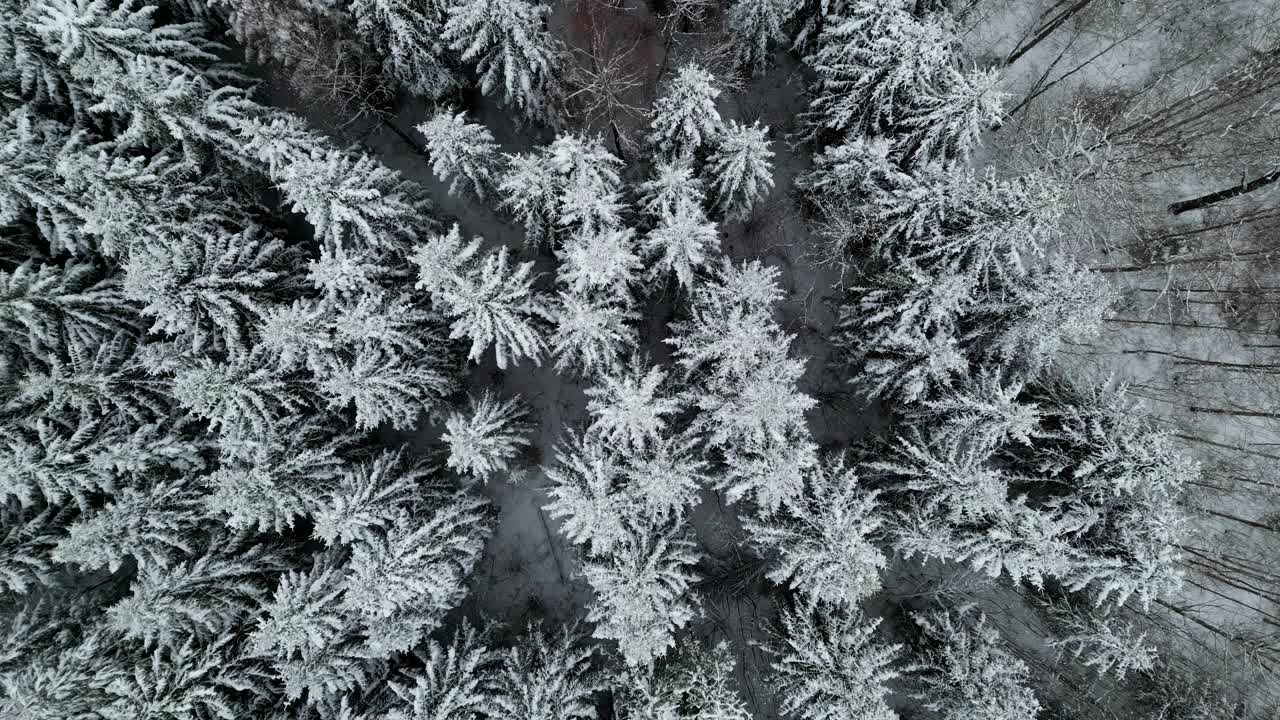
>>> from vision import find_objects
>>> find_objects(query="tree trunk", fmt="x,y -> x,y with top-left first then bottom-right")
1169,168 -> 1280,214
1190,406 -> 1280,419
1004,0 -> 1097,66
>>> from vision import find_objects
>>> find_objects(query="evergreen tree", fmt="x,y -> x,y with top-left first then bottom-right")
278,150 -> 433,250
311,449 -> 423,546
584,360 -> 682,452
582,525 -> 700,667
615,640 -> 751,720
490,623 -> 600,720
910,610 -> 1040,720
549,291 -> 637,376
0,498 -> 68,593
706,120 -> 775,219
558,227 -> 642,299
107,540 -> 286,649
831,264 -> 971,403
0,260 -> 138,361
441,391 -> 533,481
123,225 -> 299,353
544,431 -> 632,556
622,430 -> 707,524
316,346 -> 450,431
0,633 -> 116,720
644,198 -> 719,289
1048,605 -> 1157,680
350,0 -> 459,98
416,108 -> 502,200
442,0 -> 564,120
547,133 -> 625,235
721,433 -> 816,516
100,636 -> 263,720
250,551 -> 372,704
382,622 -> 495,720
413,225 -> 551,369
12,333 -> 171,423
638,158 -> 704,221
898,66 -> 1005,166
169,354 -> 308,438
729,0 -> 786,76
768,605 -> 903,720
804,2 -> 955,136
649,63 -> 724,158
497,150 -> 561,242
52,477 -> 205,572
341,496 -> 491,655
745,456 -> 886,606
203,419 -> 347,533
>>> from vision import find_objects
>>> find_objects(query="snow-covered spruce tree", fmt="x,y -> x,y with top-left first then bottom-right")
729,0 -> 786,76
649,63 -> 724,158
897,66 -> 1005,166
745,455 -> 886,607
706,119 -> 775,219
638,157 -> 704,221
254,476 -> 491,702
0,498 -> 70,593
666,259 -> 817,513
549,290 -> 638,376
411,223 -> 552,368
279,149 -> 435,250
614,639 -> 751,720
581,524 -> 700,667
876,376 -> 1192,608
310,449 -> 424,545
644,198 -> 719,289
670,260 -> 815,452
910,610 -> 1040,720
1048,604 -> 1158,680
910,370 -> 1042,455
10,335 -> 170,425
122,225 -> 301,354
0,413 -> 202,510
768,605 -> 903,720
442,0 -> 564,121
622,430 -> 708,525
558,227 -> 642,299
167,353 -> 309,438
490,623 -> 600,720
106,540 -> 286,649
584,359 -> 682,452
441,391 -> 533,481
969,257 -> 1115,380
100,635 -> 268,720
497,149 -> 562,242
825,161 -> 1060,281
803,1 -> 956,137
829,263 -> 971,404
416,108 -> 502,200
871,430 -> 1080,588
340,497 -> 491,656
497,133 -> 625,244
1010,378 -> 1192,608
548,133 -> 626,235
0,259 -> 138,361
544,430 -> 633,556
51,477 -> 205,573
350,0 -> 459,99
250,551 -> 374,704
381,621 -> 495,720
800,136 -> 906,207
